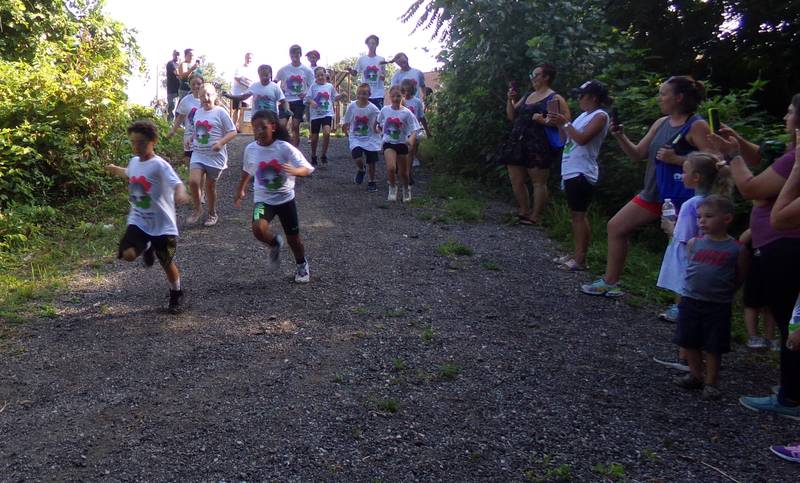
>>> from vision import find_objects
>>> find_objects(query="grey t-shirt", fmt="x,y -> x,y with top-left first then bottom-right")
683,236 -> 741,303
640,118 -> 688,203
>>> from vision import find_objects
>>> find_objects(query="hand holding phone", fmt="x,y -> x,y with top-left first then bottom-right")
708,108 -> 720,134
546,98 -> 559,114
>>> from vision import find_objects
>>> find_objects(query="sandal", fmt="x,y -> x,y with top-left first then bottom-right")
517,214 -> 537,226
560,259 -> 588,272
552,254 -> 571,264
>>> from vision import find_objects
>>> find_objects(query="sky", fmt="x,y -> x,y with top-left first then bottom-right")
103,0 -> 444,105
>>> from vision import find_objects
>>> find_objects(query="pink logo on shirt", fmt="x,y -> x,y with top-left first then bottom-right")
314,91 -> 330,110
257,159 -> 286,190
129,176 -> 152,209
195,120 -> 212,144
288,75 -> 304,93
385,117 -> 403,141
354,115 -> 370,136
365,65 -> 379,82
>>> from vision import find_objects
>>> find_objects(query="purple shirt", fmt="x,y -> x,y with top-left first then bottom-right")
750,149 -> 800,249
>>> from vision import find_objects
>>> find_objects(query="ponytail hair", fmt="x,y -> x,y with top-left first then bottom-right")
250,109 -> 291,142
685,151 -> 733,197
665,76 -> 706,114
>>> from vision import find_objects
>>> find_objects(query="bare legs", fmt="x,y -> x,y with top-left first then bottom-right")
603,201 -> 660,284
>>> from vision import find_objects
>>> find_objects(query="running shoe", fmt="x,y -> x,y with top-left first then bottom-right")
402,186 -> 412,203
412,157 -> 421,167
702,385 -> 722,401
770,443 -> 800,463
739,395 -> 800,420
367,181 -> 378,193
142,241 -> 155,268
658,304 -> 679,323
355,170 -> 366,185
772,339 -> 782,352
673,373 -> 703,390
387,185 -> 398,202
203,214 -> 218,227
653,355 -> 690,372
295,261 -> 310,283
580,278 -> 624,298
200,191 -> 207,204
269,234 -> 284,270
747,336 -> 769,350
552,254 -> 572,264
168,289 -> 184,314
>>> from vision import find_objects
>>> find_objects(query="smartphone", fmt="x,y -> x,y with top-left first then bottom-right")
509,80 -> 518,92
708,107 -> 720,134
547,98 -> 559,114
610,107 -> 619,126
195,60 -> 200,65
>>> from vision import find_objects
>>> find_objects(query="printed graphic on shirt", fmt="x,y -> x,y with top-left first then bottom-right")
314,91 -> 331,111
354,115 -> 370,136
692,248 -> 734,266
254,95 -> 276,112
195,120 -> 212,144
129,176 -> 152,209
365,65 -> 379,82
256,159 -> 286,190
385,117 -> 403,141
562,140 -> 576,155
287,75 -> 305,94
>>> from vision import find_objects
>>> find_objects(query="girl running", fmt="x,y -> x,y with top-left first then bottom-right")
188,83 -> 237,226
378,86 -> 420,202
224,64 -> 288,127
400,78 -> 432,177
105,120 -> 191,314
234,110 -> 315,283
305,66 -> 342,166
342,83 -> 382,192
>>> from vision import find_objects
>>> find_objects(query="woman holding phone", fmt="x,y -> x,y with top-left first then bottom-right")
503,63 -> 570,225
581,76 -> 714,298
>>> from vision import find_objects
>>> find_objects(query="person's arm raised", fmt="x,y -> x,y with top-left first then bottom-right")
612,116 -> 667,162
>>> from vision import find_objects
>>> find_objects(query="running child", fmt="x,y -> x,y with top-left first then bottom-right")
223,65 -> 288,128
305,66 -> 344,166
672,195 -> 746,401
167,74 -> 203,166
234,110 -> 314,283
275,45 -> 315,148
378,85 -> 420,202
350,34 -> 386,109
105,120 -> 191,314
342,83 -> 381,192
188,83 -> 237,226
400,78 -> 432,178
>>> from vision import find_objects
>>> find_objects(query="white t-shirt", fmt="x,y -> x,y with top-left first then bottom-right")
378,106 -> 420,144
175,94 -> 201,150
246,81 -> 285,114
233,64 -> 257,95
275,63 -> 315,102
560,109 -> 609,184
190,106 -> 236,169
243,140 -> 315,205
125,155 -> 183,236
403,97 -> 425,121
391,68 -> 426,99
355,54 -> 386,99
343,101 -> 381,151
305,82 -> 337,120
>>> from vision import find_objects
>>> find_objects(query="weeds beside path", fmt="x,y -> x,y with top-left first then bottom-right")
0,136 -> 795,481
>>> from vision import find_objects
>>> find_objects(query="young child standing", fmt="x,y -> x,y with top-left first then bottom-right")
740,227 -> 778,350
234,110 -> 315,283
672,195 -> 746,400
400,78 -> 432,175
105,120 -> 191,314
378,86 -> 420,202
305,66 -> 342,166
342,83 -> 381,192
188,83 -> 237,227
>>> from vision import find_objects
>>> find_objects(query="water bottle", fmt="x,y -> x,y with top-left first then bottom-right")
661,198 -> 677,223
789,293 -> 800,333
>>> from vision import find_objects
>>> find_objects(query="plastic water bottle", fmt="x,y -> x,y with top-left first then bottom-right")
661,198 -> 677,223
789,293 -> 800,333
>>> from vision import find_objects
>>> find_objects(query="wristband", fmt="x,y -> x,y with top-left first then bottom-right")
562,122 -> 571,129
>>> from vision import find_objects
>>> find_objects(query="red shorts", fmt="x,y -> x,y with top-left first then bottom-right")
631,195 -> 662,216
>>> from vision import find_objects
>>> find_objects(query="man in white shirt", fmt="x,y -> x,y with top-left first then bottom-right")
232,52 -> 255,131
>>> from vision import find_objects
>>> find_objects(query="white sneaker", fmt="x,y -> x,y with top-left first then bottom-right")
294,261 -> 310,283
269,234 -> 284,270
402,185 -> 412,202
412,157 -> 421,167
387,185 -> 398,202
747,336 -> 768,349
772,339 -> 782,352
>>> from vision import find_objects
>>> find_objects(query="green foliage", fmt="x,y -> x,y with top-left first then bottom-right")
437,239 -> 473,257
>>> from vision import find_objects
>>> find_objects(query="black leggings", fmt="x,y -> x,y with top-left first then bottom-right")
760,237 -> 800,403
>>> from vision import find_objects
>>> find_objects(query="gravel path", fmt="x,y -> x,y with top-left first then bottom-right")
0,135 -> 796,481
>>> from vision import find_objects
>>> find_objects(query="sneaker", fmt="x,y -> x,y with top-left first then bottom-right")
321,155 -> 328,166
580,278 -> 624,298
658,304 -> 679,323
168,289 -> 184,314
412,157 -> 421,167
772,339 -> 782,352
673,373 -> 703,390
552,254 -> 572,264
653,355 -> 690,372
295,261 -> 310,283
739,395 -> 800,420
142,242 -> 155,267
203,214 -> 218,227
747,336 -> 769,350
770,443 -> 800,463
402,186 -> 412,203
367,181 -> 378,193
355,170 -> 366,185
387,185 -> 398,202
702,385 -> 722,401
269,234 -> 285,269
200,191 -> 207,204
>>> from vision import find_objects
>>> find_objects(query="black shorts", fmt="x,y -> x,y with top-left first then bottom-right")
564,174 -> 594,212
279,109 -> 292,119
673,297 -> 732,354
369,97 -> 384,109
743,245 -> 766,308
253,199 -> 300,236
288,100 -> 305,121
231,98 -> 242,110
352,147 -> 379,164
382,142 -> 408,155
118,224 -> 177,268
310,116 -> 332,134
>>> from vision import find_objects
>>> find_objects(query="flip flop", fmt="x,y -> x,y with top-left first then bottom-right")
517,215 -> 537,226
560,259 -> 588,272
